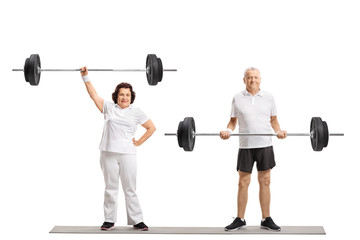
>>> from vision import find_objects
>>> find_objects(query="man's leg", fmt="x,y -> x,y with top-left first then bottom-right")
237,171 -> 252,219
258,169 -> 271,219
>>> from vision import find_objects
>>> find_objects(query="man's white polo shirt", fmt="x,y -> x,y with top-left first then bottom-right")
231,90 -> 277,149
99,101 -> 149,154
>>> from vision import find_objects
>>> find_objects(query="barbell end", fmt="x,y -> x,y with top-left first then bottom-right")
163,69 -> 177,72
329,133 -> 345,136
12,69 -> 24,71
164,133 -> 177,136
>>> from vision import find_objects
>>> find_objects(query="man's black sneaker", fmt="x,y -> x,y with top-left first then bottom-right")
133,222 -> 148,231
224,217 -> 246,231
260,217 -> 281,231
101,222 -> 115,231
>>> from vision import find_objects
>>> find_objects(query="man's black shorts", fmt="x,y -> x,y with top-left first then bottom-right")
237,146 -> 275,173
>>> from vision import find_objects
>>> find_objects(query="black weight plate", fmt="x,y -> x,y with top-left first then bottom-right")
146,54 -> 153,85
25,54 -> 41,86
152,56 -> 161,85
157,57 -> 163,82
189,117 -> 196,151
180,118 -> 190,151
24,58 -> 30,82
181,117 -> 196,151
177,120 -> 184,148
146,54 -> 160,86
322,121 -> 329,148
310,117 -> 325,151
33,54 -> 41,85
24,56 -> 34,85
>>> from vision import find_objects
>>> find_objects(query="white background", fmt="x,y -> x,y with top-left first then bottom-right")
0,0 -> 358,240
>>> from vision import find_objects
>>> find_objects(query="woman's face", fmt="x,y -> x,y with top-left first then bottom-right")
117,88 -> 131,109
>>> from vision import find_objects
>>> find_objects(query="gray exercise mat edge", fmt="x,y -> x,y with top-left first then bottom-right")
50,226 -> 326,235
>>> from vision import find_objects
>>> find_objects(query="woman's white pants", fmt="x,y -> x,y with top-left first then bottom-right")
100,151 -> 143,225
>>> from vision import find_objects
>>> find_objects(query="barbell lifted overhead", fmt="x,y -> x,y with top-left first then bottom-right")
12,54 -> 177,86
165,117 -> 344,152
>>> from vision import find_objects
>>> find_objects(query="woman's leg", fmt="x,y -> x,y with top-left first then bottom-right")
100,151 -> 120,223
118,154 -> 143,225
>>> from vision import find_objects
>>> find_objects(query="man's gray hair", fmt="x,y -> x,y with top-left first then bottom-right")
244,67 -> 260,77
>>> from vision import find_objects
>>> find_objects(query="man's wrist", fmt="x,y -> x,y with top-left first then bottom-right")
226,128 -> 233,133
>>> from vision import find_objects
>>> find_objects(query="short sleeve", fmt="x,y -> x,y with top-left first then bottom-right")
136,108 -> 149,125
102,101 -> 112,114
230,96 -> 240,117
271,96 -> 277,116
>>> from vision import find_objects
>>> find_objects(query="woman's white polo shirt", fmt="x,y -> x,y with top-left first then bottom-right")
99,101 -> 149,154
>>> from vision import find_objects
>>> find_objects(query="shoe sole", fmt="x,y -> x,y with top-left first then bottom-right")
260,226 -> 281,231
224,226 -> 246,231
101,226 -> 115,231
133,227 -> 149,231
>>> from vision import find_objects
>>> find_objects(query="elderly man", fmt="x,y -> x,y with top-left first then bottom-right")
220,67 -> 287,231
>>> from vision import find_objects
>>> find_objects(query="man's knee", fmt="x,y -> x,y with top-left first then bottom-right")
258,173 -> 271,187
238,176 -> 251,188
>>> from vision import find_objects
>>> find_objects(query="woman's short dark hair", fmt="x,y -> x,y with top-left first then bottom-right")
112,82 -> 136,104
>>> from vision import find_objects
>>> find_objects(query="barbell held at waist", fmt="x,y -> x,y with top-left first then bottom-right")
164,117 -> 344,152
12,54 -> 177,86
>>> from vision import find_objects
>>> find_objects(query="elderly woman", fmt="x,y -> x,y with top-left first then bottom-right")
80,67 -> 156,231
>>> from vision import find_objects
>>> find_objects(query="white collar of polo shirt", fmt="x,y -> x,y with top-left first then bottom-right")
115,104 -> 133,110
243,89 -> 264,97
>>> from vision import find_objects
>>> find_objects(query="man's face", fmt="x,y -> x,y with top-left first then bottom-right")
243,70 -> 261,91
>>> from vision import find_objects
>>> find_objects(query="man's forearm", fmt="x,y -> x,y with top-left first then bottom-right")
271,120 -> 281,133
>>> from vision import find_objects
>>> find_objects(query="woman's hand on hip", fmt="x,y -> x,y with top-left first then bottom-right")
133,138 -> 142,147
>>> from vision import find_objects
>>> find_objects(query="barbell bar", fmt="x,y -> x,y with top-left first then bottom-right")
164,117 -> 344,152
12,54 -> 177,86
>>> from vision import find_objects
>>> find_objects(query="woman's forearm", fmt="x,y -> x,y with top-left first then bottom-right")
137,127 -> 156,145
84,80 -> 98,100
82,76 -> 104,112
